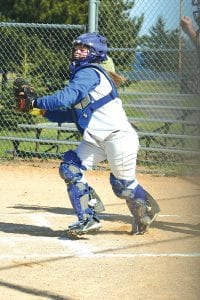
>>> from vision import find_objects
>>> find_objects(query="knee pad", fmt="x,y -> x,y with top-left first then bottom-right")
59,150 -> 85,183
59,162 -> 82,183
110,172 -> 147,218
110,173 -> 146,200
110,173 -> 135,199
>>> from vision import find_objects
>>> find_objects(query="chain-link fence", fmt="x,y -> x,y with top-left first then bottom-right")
0,0 -> 200,174
0,22 -> 85,159
97,0 -> 200,174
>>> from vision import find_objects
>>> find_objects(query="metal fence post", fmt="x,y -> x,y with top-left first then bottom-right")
88,0 -> 99,32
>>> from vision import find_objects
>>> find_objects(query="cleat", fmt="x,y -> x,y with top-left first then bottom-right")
132,220 -> 148,235
67,217 -> 102,235
133,211 -> 159,235
134,210 -> 159,235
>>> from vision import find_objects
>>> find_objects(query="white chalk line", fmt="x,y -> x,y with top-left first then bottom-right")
0,253 -> 200,259
0,212 -> 199,259
59,238 -> 95,257
0,213 -> 91,257
0,236 -> 94,258
0,212 -> 199,217
29,213 -> 51,227
101,213 -> 200,218
0,236 -> 200,259
0,212 -> 55,217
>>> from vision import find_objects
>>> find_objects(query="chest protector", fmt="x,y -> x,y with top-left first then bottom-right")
71,64 -> 118,133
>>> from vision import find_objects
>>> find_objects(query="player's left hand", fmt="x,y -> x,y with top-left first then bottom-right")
13,77 -> 36,112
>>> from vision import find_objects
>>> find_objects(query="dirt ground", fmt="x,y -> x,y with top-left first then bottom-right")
0,161 -> 199,300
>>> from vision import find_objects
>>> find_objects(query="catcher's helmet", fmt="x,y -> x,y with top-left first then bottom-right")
73,32 -> 108,63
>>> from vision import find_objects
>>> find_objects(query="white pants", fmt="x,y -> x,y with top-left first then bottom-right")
75,129 -> 139,181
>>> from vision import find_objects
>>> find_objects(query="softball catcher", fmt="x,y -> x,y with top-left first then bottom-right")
13,32 -> 160,235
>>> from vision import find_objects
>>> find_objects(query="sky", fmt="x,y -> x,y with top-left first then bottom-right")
131,0 -> 195,36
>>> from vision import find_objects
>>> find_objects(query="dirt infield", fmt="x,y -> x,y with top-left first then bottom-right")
0,161 -> 200,300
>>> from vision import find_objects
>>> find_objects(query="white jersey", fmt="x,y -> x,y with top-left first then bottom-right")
83,68 -> 137,143
76,68 -> 139,180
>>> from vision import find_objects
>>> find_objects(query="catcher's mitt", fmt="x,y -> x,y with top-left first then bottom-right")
13,77 -> 36,112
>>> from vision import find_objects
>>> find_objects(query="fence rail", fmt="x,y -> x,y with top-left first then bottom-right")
0,0 -> 200,174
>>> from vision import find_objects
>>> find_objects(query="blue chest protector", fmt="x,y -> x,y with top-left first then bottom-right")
71,64 -> 118,133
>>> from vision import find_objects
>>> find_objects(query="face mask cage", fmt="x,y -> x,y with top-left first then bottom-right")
72,43 -> 106,64
72,43 -> 90,60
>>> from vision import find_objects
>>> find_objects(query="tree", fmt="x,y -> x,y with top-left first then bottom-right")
0,0 -> 144,71
142,17 -> 179,72
0,0 -> 88,24
98,0 -> 144,70
0,23 -> 84,128
0,0 -> 88,97
0,0 -> 145,127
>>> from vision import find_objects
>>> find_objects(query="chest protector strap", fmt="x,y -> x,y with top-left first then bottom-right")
72,64 -> 118,133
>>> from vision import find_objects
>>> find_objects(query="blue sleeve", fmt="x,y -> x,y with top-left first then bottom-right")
35,68 -> 100,111
43,110 -> 74,123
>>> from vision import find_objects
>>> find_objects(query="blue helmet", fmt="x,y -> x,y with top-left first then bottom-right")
73,32 -> 108,64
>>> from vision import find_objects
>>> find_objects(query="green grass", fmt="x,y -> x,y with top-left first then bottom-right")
0,78 -> 199,174
119,80 -> 181,93
0,128 -> 80,159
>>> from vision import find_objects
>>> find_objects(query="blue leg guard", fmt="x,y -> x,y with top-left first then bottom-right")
67,182 -> 93,221
110,173 -> 160,234
59,150 -> 94,221
59,150 -> 104,223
